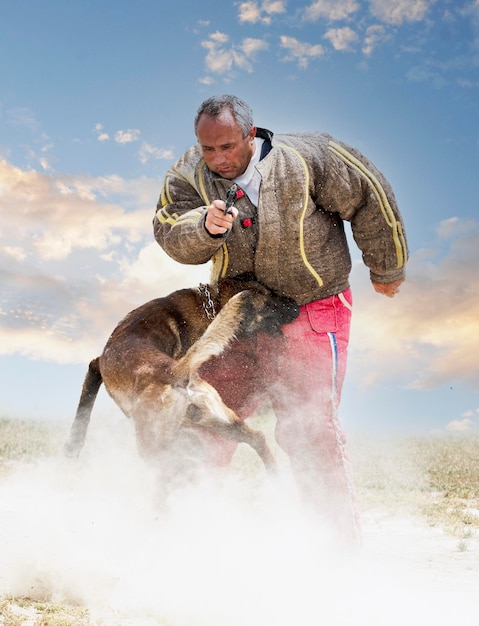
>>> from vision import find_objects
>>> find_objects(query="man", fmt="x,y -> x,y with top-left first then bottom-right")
154,95 -> 407,545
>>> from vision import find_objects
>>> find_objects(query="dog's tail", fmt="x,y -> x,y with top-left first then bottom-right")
63,357 -> 103,458
172,291 -> 249,381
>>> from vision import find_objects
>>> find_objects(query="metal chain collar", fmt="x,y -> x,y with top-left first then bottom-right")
197,283 -> 217,320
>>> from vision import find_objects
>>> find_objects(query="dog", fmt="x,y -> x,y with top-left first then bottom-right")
64,277 -> 298,481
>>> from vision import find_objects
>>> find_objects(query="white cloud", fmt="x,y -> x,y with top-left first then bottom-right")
40,140 -> 53,154
201,32 -> 268,75
446,418 -> 474,433
138,142 -> 174,164
241,37 -> 269,56
38,157 -> 52,171
0,156 -> 209,364
304,0 -> 359,22
198,76 -> 215,85
406,64 -> 448,88
95,123 -> 110,142
115,129 -> 141,144
324,27 -> 358,51
0,158 -> 153,261
280,36 -> 325,68
203,45 -> 233,74
209,31 -> 229,44
436,216 -> 477,239
7,106 -> 40,131
3,246 -> 27,262
120,242 -> 207,294
362,24 -> 388,55
238,0 -> 286,24
193,19 -> 210,33
3,126 -> 55,171
263,0 -> 287,14
348,216 -> 479,392
457,78 -> 479,88
369,0 -> 432,25
239,1 -> 262,22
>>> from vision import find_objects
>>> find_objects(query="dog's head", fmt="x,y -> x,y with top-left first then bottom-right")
217,275 -> 299,337
236,289 -> 299,337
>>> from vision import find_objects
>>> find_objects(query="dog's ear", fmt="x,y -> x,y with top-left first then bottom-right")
256,294 -> 299,336
276,295 -> 300,324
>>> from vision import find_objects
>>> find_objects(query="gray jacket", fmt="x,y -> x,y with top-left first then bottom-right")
153,130 -> 408,305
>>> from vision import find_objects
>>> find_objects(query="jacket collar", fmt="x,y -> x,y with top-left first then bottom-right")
256,127 -> 273,160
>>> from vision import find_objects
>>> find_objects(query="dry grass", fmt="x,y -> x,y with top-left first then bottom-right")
0,596 -> 89,626
350,434 -> 479,535
1,418 -> 479,624
0,418 -> 65,478
413,435 -> 479,534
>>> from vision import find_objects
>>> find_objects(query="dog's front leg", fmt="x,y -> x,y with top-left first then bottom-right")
186,376 -> 277,472
219,420 -> 277,473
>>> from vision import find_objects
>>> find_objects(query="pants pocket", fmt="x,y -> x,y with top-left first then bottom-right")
305,289 -> 353,333
305,297 -> 338,333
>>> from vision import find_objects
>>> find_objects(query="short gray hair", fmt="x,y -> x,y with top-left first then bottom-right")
194,95 -> 254,138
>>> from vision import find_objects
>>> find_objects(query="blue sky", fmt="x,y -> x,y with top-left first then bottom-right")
0,0 -> 478,435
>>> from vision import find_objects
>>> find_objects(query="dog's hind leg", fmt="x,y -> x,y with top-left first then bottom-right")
64,357 -> 103,458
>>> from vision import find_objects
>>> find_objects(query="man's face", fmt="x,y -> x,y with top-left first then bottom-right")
196,110 -> 256,179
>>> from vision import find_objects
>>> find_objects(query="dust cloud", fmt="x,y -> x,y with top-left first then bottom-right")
0,412 -> 478,625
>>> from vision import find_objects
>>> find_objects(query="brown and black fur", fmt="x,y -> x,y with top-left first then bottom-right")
64,277 -> 298,478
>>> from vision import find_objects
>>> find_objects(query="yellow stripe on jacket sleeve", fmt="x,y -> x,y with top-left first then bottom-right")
328,141 -> 407,269
155,207 -> 204,227
156,164 -> 210,229
198,161 -> 210,206
159,163 -> 210,210
156,206 -> 178,226
160,176 -> 173,207
173,211 -> 204,227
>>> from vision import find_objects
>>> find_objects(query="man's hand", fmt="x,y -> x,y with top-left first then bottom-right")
372,278 -> 405,298
205,200 -> 238,236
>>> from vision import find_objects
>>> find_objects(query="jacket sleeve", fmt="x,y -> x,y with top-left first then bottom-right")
314,136 -> 408,284
153,169 -> 227,266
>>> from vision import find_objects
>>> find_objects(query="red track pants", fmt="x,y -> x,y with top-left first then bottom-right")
200,289 -> 360,544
